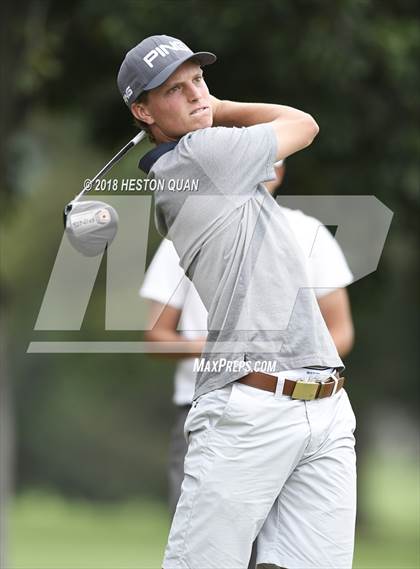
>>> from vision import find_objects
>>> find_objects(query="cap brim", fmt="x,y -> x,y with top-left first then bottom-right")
144,51 -> 216,92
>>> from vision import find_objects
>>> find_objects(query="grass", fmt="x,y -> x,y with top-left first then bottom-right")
9,495 -> 168,568
7,454 -> 420,569
353,452 -> 420,569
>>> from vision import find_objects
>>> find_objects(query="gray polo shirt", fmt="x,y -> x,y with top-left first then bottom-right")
145,123 -> 343,399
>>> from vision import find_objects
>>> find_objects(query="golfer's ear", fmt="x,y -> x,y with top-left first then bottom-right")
131,102 -> 154,125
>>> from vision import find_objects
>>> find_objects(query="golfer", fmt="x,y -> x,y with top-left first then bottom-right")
118,35 -> 357,569
140,188 -> 355,569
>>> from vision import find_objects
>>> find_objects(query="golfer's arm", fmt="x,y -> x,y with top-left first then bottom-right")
211,97 -> 307,126
144,301 -> 206,359
317,289 -> 355,358
211,96 -> 319,161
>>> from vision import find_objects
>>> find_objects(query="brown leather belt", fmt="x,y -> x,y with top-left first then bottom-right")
237,371 -> 345,401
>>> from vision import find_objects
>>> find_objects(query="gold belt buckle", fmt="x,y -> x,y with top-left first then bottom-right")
291,381 -> 320,400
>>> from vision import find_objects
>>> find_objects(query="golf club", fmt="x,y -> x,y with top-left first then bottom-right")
63,130 -> 147,222
63,130 -> 146,256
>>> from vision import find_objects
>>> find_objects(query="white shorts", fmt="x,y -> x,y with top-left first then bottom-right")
163,371 -> 357,569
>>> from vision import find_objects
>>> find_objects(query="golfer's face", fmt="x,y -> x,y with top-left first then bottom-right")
145,61 -> 213,138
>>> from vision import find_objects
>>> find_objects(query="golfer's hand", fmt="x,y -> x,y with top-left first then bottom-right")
209,95 -> 223,125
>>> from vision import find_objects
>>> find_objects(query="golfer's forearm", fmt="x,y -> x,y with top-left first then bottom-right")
211,96 -> 309,127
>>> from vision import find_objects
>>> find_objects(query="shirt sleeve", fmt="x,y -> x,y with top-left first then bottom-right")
308,223 -> 354,298
282,208 -> 353,298
139,239 -> 190,309
187,123 -> 278,195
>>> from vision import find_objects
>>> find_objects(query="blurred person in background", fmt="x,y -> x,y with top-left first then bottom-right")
140,163 -> 354,568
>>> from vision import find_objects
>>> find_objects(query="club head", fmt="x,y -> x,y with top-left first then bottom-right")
62,131 -> 146,256
64,200 -> 119,257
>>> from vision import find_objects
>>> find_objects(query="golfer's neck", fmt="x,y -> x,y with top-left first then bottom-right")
151,125 -> 182,145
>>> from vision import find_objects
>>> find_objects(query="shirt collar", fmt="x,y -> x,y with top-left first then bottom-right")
138,140 -> 179,174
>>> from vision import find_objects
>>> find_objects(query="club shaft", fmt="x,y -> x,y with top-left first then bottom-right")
72,131 -> 146,203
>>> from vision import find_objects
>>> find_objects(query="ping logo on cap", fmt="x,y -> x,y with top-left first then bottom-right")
143,40 -> 189,68
123,85 -> 133,103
